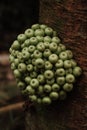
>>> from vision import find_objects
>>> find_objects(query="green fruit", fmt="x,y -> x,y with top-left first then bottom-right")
35,58 -> 44,68
18,63 -> 27,72
45,61 -> 53,70
49,92 -> 59,100
49,42 -> 58,52
17,81 -> 25,90
37,74 -> 45,84
29,37 -> 38,45
63,83 -> 73,92
66,74 -> 75,83
49,54 -> 58,63
44,70 -> 54,79
17,34 -> 26,43
42,97 -> 51,105
64,60 -> 72,69
52,37 -> 61,44
44,84 -> 51,92
9,23 -> 82,105
26,86 -> 35,95
59,91 -> 67,100
13,69 -> 21,78
25,29 -> 34,38
12,40 -> 20,50
55,68 -> 65,76
44,36 -> 52,43
29,95 -> 37,102
31,24 -> 40,30
35,29 -> 45,36
30,79 -> 39,88
73,66 -> 82,77
59,51 -> 68,60
56,77 -> 65,85
52,84 -> 60,91
55,59 -> 63,68
45,27 -> 53,36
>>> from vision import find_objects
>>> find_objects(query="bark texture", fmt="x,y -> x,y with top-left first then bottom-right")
26,0 -> 87,130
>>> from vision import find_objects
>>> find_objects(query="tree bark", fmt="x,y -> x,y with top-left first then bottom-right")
25,0 -> 87,130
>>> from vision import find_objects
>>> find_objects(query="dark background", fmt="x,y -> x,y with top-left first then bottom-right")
0,1 -> 39,130
0,0 -> 39,51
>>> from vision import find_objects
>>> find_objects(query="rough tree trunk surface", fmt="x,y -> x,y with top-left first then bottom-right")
26,0 -> 87,130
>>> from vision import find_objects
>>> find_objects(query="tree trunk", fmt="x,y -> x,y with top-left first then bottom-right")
25,0 -> 87,130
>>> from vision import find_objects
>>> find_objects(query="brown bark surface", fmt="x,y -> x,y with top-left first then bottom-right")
26,0 -> 87,130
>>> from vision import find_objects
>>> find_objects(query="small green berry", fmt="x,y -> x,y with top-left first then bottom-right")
44,36 -> 52,43
31,24 -> 40,30
42,97 -> 51,105
28,45 -> 35,53
17,34 -> 26,43
66,74 -> 75,83
55,68 -> 65,76
52,83 -> 60,91
59,51 -> 68,60
49,54 -> 58,63
56,77 -> 65,85
25,28 -> 34,38
49,42 -> 58,52
26,85 -> 35,95
18,63 -> 27,72
52,37 -> 61,44
43,49 -> 51,58
25,76 -> 31,84
63,83 -> 73,92
17,81 -> 25,90
27,64 -> 33,72
44,70 -> 54,79
37,74 -> 45,84
12,40 -> 20,50
30,79 -> 39,88
64,60 -> 72,69
73,66 -> 82,77
55,59 -> 63,68
44,84 -> 51,92
45,27 -> 53,36
59,90 -> 67,100
35,58 -> 44,68
49,92 -> 59,100
35,29 -> 45,36
29,37 -> 38,45
13,69 -> 21,78
45,61 -> 53,70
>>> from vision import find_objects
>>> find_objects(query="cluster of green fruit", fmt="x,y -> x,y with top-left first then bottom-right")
9,24 -> 82,105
